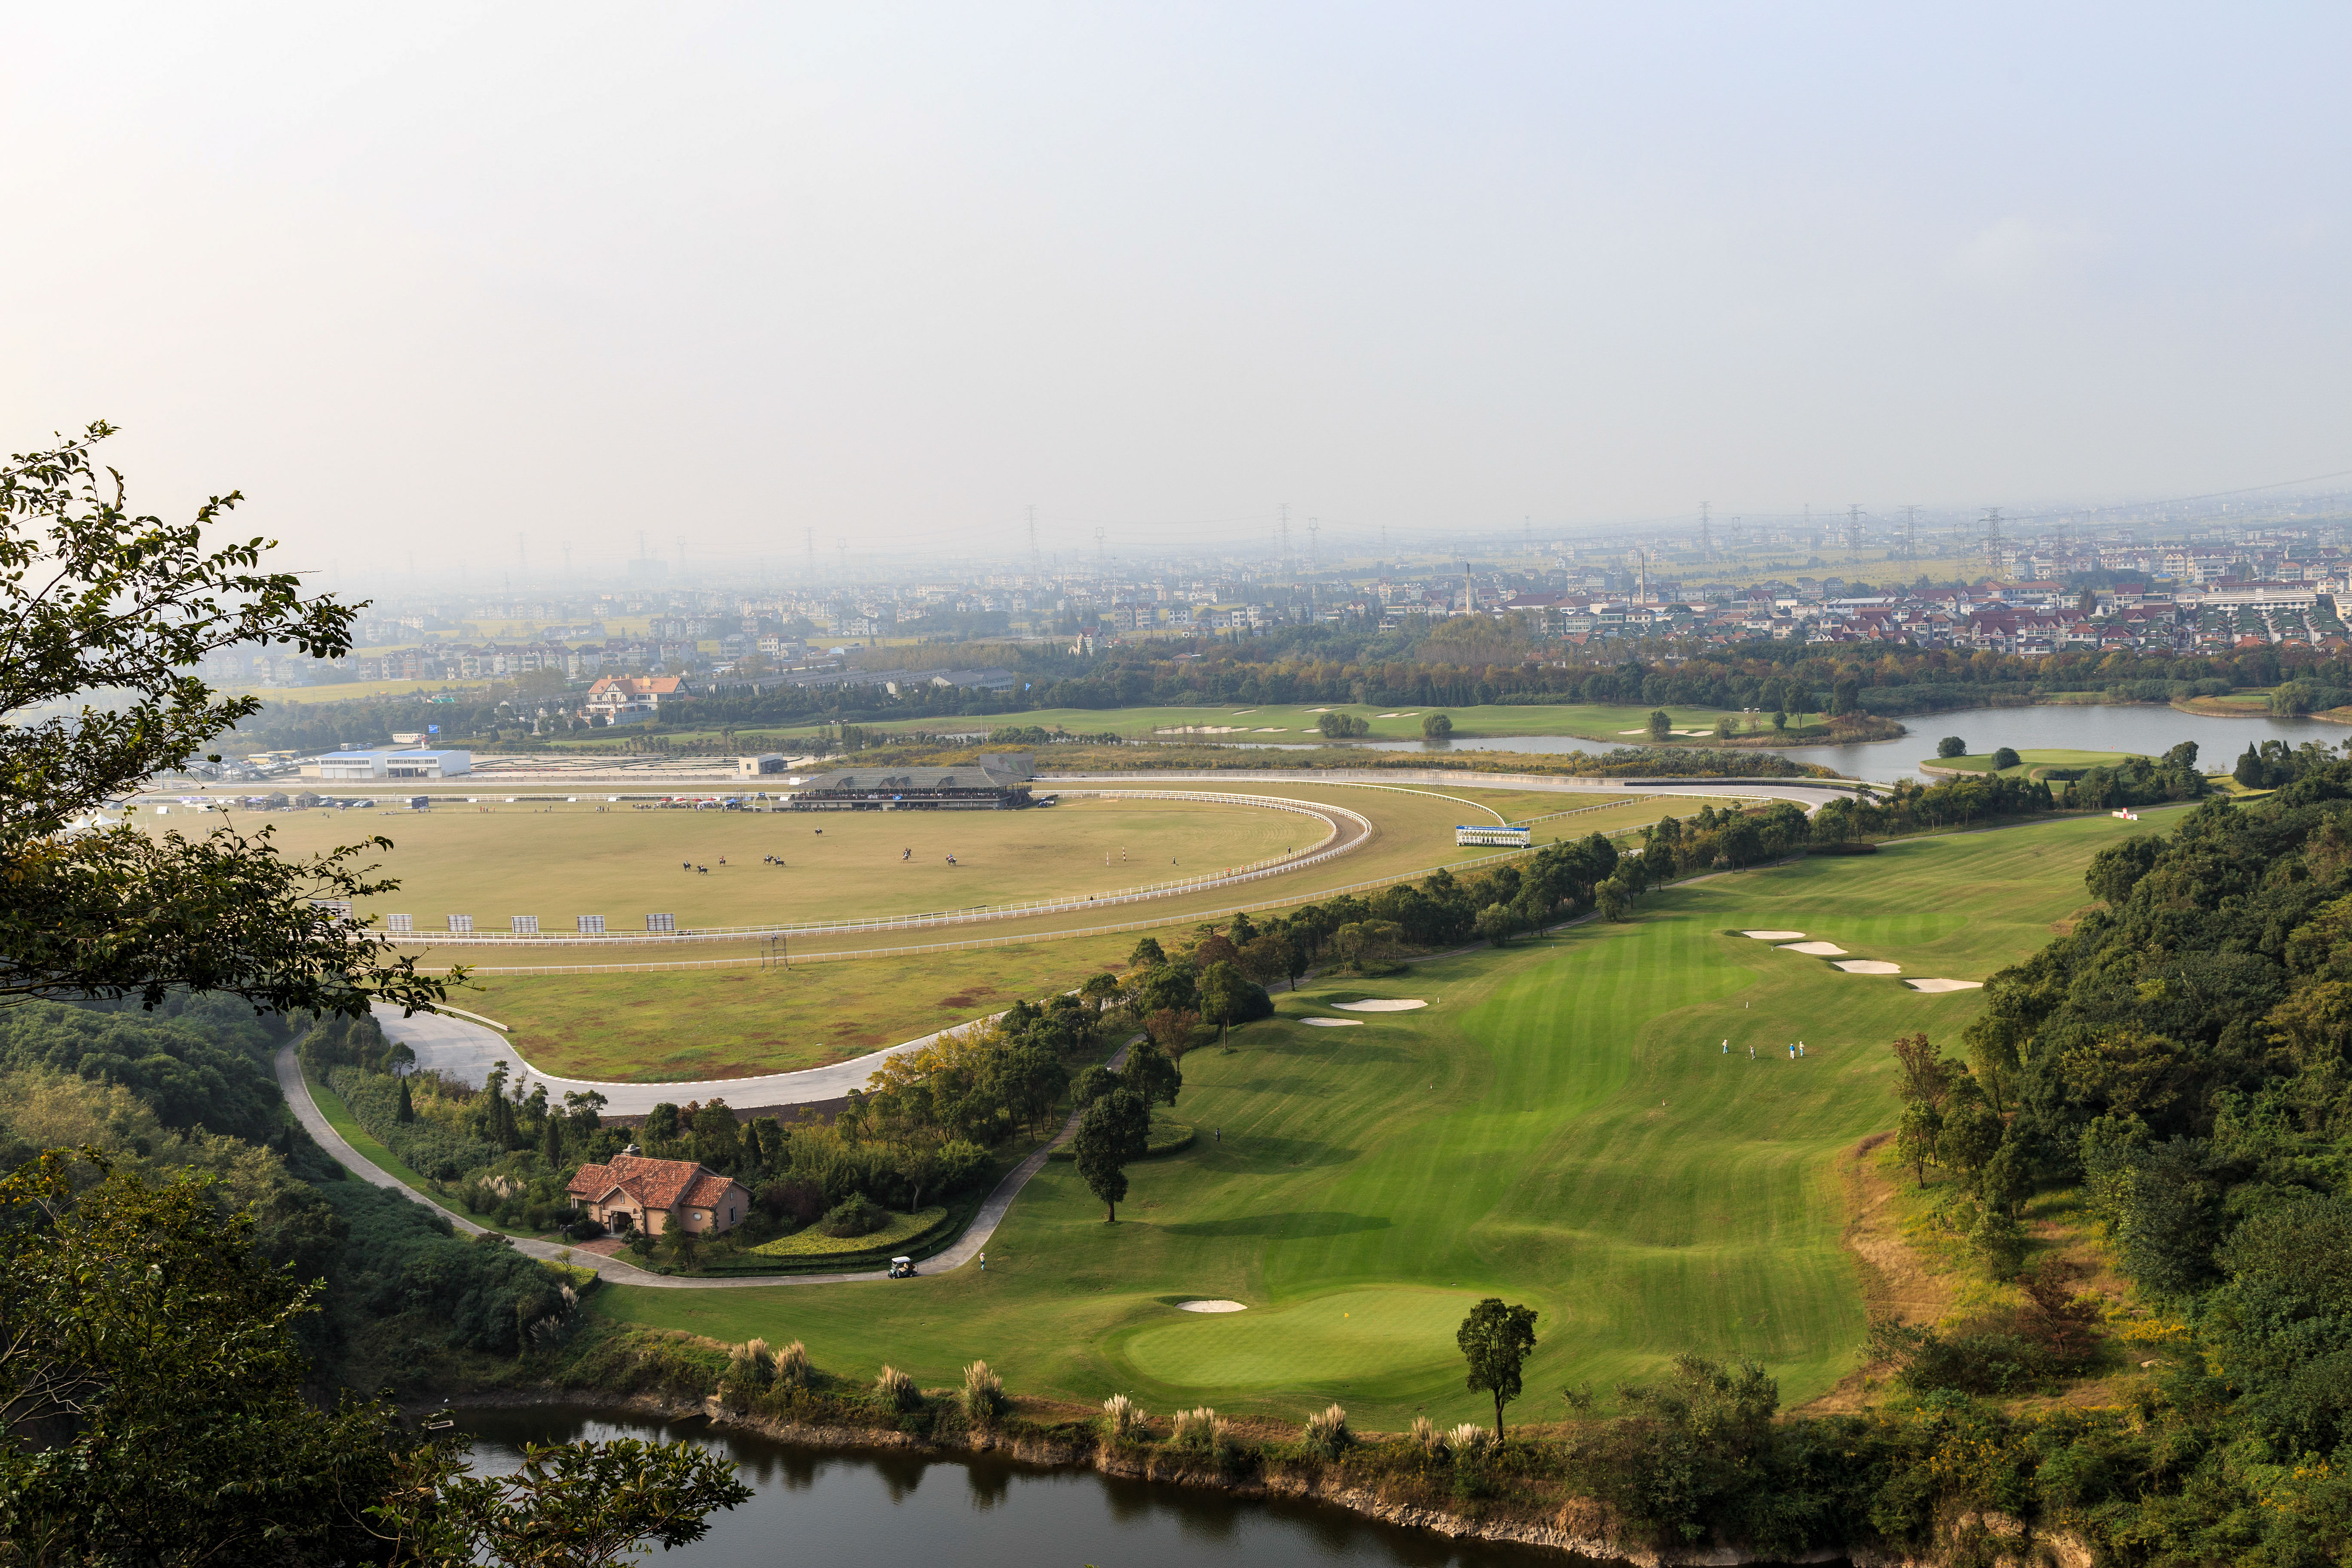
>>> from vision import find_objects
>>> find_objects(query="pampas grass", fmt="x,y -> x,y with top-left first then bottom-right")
874,1364 -> 921,1412
727,1338 -> 775,1389
1411,1415 -> 1446,1458
1171,1406 -> 1229,1455
961,1360 -> 1007,1422
774,1340 -> 812,1389
1100,1393 -> 1142,1442
1447,1421 -> 1491,1456
1302,1403 -> 1352,1459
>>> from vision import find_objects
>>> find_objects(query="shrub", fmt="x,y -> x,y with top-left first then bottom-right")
1993,746 -> 2022,769
727,1338 -> 775,1390
819,1195 -> 888,1238
1937,736 -> 1967,759
1171,1406 -> 1230,1456
1410,1414 -> 1447,1461
961,1360 -> 1007,1424
774,1339 -> 812,1390
1302,1403 -> 1353,1460
873,1364 -> 921,1413
1101,1393 -> 1142,1443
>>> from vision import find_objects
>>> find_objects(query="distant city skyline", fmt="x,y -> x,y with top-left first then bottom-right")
6,5 -> 2349,571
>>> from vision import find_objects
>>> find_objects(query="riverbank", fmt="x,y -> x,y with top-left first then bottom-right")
430,1381 -> 2070,1568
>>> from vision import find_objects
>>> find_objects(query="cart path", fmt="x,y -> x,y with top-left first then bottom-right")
276,1038 -> 1130,1290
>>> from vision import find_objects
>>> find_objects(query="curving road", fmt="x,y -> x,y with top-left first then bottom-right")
277,1038 -> 1127,1288
372,1002 -> 998,1111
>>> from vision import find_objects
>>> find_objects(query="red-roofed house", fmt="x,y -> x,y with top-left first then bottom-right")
566,1151 -> 750,1237
584,675 -> 692,725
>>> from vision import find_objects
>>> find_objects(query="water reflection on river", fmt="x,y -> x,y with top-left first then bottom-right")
1338,703 -> 2351,784
455,1406 -> 1626,1568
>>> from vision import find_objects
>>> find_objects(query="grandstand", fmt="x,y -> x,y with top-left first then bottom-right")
774,751 -> 1035,812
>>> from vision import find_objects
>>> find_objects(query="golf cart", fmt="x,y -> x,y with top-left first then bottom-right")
887,1256 -> 916,1279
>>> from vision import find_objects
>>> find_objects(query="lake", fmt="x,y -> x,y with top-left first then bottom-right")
454,1405 -> 1623,1567
1350,702 -> 2350,784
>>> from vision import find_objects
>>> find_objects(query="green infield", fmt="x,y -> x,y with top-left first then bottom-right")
171,794 -> 1305,932
589,805 -> 2181,1430
1929,748 -> 2141,778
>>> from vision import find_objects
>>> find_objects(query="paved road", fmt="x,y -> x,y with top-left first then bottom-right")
373,1002 -> 1003,1110
277,1038 -> 1128,1289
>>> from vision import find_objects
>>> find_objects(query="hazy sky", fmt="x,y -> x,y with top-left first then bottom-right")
5,5 -> 2349,579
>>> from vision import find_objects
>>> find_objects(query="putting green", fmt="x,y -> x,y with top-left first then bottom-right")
1122,1286 -> 1484,1391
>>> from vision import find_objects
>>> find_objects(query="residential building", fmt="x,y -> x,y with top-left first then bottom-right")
565,1151 -> 750,1237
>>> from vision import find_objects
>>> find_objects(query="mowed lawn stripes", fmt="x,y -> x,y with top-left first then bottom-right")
594,808 -> 2178,1429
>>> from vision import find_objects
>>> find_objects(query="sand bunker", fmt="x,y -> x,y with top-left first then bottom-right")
1835,960 -> 1904,975
1300,1017 -> 1364,1028
1177,1300 -> 1247,1313
1331,999 -> 1428,1012
1906,978 -> 1985,993
1741,930 -> 1806,941
1777,941 -> 1849,956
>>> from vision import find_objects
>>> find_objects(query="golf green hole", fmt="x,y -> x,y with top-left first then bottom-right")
1119,1286 -> 1485,1392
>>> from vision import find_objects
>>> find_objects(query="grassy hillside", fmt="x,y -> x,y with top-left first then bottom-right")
591,805 -> 2174,1429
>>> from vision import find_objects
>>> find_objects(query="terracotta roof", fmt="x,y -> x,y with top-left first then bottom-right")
682,1170 -> 739,1209
566,1152 -> 718,1212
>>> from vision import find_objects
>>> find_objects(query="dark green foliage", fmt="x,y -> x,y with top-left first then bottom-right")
0,996 -> 285,1144
1937,735 -> 1967,758
1991,745 -> 2021,769
1457,1297 -> 1538,1438
818,1195 -> 887,1237
1073,1085 -> 1150,1221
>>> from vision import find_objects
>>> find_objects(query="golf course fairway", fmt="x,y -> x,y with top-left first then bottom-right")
594,807 -> 2180,1430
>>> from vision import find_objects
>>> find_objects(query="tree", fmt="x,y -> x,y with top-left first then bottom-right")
1422,711 -> 1453,738
1890,1032 -> 1952,1109
1125,1038 -> 1183,1107
1199,960 -> 1253,1045
1239,933 -> 1295,991
2236,744 -> 2264,788
1771,709 -> 1788,733
1937,735 -> 1967,759
1473,902 -> 1516,946
0,424 -> 448,1017
398,1077 -> 416,1124
1079,972 -> 1121,1013
1073,1087 -> 1151,1221
1993,746 -> 2022,770
1896,1101 -> 1944,1187
541,1114 -> 564,1167
1456,1298 -> 1539,1439
376,1435 -> 753,1567
1647,708 -> 1673,741
1596,876 -> 1632,922
1127,936 -> 1167,969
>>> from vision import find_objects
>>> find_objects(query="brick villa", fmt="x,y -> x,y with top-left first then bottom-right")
566,1150 -> 750,1237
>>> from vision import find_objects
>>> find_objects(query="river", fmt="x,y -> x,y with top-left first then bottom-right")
454,1406 -> 1620,1567
1339,702 -> 2351,784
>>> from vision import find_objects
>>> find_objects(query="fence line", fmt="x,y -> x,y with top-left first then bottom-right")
387,791 -> 1369,948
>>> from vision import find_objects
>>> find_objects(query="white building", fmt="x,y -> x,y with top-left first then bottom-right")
302,748 -> 473,781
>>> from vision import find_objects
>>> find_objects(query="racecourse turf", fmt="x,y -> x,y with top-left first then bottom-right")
594,805 -> 2183,1430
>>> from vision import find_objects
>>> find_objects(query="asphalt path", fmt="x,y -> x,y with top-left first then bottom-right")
372,1001 -> 995,1110
277,1038 -> 1128,1289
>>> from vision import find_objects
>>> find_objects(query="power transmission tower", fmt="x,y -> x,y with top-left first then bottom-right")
1093,527 -> 1106,570
1700,501 -> 1712,562
837,539 -> 848,584
1308,518 -> 1319,576
1983,508 -> 2003,571
1847,505 -> 1862,553
1027,505 -> 1040,581
1380,524 -> 1389,558
1522,516 -> 1531,559
1278,503 -> 1290,575
1903,505 -> 1918,560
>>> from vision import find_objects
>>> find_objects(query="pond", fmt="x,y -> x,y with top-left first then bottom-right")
453,1405 -> 1639,1567
1345,703 -> 2352,784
